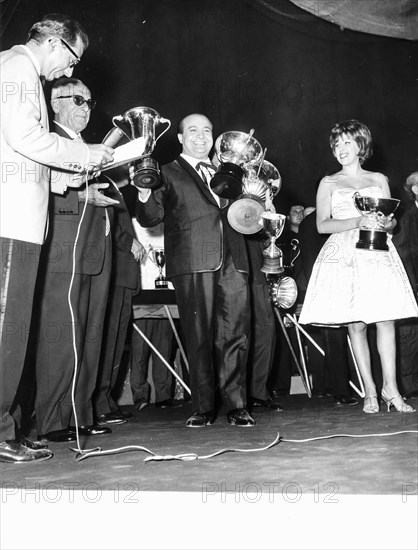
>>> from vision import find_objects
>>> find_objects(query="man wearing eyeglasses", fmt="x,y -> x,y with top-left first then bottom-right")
0,14 -> 114,463
30,77 -> 124,444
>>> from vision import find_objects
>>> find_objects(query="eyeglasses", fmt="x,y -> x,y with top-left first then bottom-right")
56,95 -> 97,110
60,38 -> 81,68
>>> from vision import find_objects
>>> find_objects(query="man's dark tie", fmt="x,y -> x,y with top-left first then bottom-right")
195,162 -> 217,185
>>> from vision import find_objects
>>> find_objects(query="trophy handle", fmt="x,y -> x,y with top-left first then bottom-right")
155,117 -> 171,144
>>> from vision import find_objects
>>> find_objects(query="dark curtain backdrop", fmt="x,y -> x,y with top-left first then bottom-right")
1,0 -> 417,212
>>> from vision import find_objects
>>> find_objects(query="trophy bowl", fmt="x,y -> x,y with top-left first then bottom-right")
354,193 -> 400,251
210,130 -> 263,199
227,160 -> 282,234
148,247 -> 168,288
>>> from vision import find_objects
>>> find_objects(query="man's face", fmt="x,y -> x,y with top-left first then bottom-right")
178,114 -> 213,160
289,205 -> 305,226
44,36 -> 84,81
54,82 -> 92,133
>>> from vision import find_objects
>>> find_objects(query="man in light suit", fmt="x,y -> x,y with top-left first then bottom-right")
135,113 -> 254,427
33,77 -> 119,443
0,14 -> 114,462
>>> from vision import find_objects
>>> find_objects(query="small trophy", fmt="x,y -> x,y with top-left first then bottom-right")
148,246 -> 168,288
353,193 -> 400,251
260,212 -> 286,274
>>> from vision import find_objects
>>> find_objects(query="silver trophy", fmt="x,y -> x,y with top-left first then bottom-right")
260,212 -> 287,274
210,130 -> 263,199
353,193 -> 400,251
148,246 -> 168,288
227,159 -> 282,234
103,107 -> 171,189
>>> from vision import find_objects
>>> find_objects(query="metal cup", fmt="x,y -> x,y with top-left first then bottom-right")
103,107 -> 171,189
227,160 -> 282,234
260,212 -> 286,274
353,193 -> 400,251
210,130 -> 263,199
148,247 -> 168,288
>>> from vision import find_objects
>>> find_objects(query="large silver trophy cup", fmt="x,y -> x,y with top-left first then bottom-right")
148,246 -> 168,288
353,192 -> 400,251
103,107 -> 171,189
260,212 -> 286,274
227,160 -> 282,234
210,130 -> 263,199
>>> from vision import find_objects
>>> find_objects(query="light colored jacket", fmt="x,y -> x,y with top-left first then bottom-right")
0,45 -> 89,244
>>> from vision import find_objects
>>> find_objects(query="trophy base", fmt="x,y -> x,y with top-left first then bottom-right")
261,258 -> 284,275
155,279 -> 168,289
132,158 -> 161,189
227,194 -> 265,234
210,162 -> 244,199
356,229 -> 388,251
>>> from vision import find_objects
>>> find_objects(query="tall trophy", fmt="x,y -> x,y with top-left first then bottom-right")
353,192 -> 400,251
148,246 -> 168,288
210,130 -> 263,199
102,107 -> 171,189
227,159 -> 282,234
260,212 -> 287,274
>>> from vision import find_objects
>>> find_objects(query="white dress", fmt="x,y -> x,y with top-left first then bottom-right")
299,185 -> 418,325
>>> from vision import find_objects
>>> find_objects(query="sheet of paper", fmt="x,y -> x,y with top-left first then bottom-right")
102,137 -> 146,170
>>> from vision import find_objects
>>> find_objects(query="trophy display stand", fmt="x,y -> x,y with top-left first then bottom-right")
132,290 -> 191,397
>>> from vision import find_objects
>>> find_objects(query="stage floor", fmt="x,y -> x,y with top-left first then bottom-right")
1,394 -> 417,550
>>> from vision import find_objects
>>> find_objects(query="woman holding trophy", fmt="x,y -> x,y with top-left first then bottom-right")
299,120 -> 418,414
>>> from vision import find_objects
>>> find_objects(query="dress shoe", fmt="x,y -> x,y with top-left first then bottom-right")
226,408 -> 255,427
186,412 -> 214,428
155,398 -> 182,408
18,436 -> 49,450
69,425 -> 112,436
334,395 -> 359,406
119,409 -> 133,419
250,397 -> 284,412
95,411 -> 127,425
38,429 -> 76,443
134,398 -> 148,411
0,440 -> 53,463
270,389 -> 289,399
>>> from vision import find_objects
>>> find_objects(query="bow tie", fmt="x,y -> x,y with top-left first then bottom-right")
195,162 -> 217,173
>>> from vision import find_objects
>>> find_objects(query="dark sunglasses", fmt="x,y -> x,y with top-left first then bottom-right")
56,95 -> 97,110
60,38 -> 81,68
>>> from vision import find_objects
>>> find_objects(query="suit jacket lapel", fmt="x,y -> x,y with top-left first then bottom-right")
176,156 -> 228,209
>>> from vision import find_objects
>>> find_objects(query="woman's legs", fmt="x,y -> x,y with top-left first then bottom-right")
348,322 -> 378,412
376,321 -> 415,412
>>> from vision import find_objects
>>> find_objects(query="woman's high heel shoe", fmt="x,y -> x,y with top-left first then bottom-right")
381,391 -> 416,413
363,395 -> 379,414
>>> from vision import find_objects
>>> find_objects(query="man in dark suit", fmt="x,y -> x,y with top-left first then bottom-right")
0,15 -> 113,463
33,77 -> 118,442
93,184 -> 145,425
392,171 -> 418,396
135,114 -> 253,427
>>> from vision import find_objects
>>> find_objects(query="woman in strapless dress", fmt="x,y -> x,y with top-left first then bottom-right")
299,120 -> 417,414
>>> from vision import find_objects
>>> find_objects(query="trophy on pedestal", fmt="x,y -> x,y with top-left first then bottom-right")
353,192 -> 400,251
148,246 -> 168,288
260,212 -> 286,274
210,130 -> 263,199
102,107 -> 171,189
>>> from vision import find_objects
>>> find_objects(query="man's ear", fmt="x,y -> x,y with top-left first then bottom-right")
177,133 -> 183,145
50,98 -> 60,114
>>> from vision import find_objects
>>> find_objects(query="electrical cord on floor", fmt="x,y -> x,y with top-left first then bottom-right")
71,429 -> 418,463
